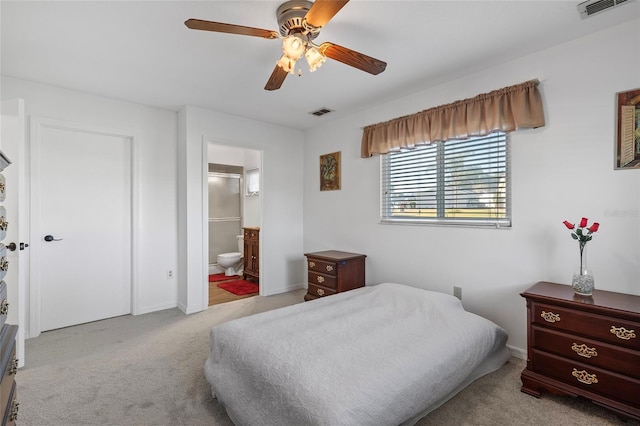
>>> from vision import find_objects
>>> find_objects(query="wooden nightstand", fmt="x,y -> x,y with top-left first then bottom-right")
304,251 -> 366,301
520,281 -> 640,421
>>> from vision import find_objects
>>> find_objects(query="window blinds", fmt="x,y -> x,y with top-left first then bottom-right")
381,132 -> 510,227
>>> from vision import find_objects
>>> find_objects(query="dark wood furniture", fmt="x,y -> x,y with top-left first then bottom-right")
0,152 -> 17,426
242,227 -> 259,282
304,250 -> 366,301
520,281 -> 640,421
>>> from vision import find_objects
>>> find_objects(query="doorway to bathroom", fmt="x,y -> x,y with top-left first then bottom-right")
207,143 -> 262,306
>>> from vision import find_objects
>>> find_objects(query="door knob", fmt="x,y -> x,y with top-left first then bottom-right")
6,242 -> 28,251
44,235 -> 63,242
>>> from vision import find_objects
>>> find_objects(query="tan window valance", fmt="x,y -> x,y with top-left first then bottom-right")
361,79 -> 545,158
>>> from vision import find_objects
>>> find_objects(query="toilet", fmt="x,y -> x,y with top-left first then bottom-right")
217,234 -> 244,276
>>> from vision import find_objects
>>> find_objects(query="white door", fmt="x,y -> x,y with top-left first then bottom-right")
32,120 -> 132,332
0,99 -> 27,367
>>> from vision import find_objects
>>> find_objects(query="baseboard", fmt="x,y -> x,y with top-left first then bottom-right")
136,301 -> 179,316
263,282 -> 306,297
507,344 -> 527,360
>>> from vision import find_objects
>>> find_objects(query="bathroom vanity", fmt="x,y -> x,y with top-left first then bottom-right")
242,227 -> 259,282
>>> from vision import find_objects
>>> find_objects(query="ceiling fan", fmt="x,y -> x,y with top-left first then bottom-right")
185,0 -> 387,91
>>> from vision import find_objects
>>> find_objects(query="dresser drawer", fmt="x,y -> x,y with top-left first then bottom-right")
307,258 -> 337,276
532,350 -> 640,407
307,282 -> 336,299
243,228 -> 259,241
0,354 -> 15,423
532,325 -> 640,378
2,381 -> 17,426
308,271 -> 336,289
0,282 -> 6,330
0,173 -> 5,203
0,245 -> 6,282
533,303 -> 640,350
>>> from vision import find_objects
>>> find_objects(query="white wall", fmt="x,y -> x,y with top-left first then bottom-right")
178,105 -> 305,314
302,19 -> 640,354
1,76 -> 179,320
243,149 -> 261,228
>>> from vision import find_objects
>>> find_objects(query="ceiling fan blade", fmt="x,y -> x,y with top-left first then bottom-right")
320,42 -> 387,75
265,65 -> 288,91
184,19 -> 279,39
304,0 -> 349,28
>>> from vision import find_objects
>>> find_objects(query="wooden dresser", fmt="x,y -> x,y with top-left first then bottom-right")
242,227 -> 259,282
304,251 -> 366,301
0,152 -> 17,426
520,281 -> 640,421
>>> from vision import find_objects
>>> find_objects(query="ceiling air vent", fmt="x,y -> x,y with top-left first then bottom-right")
310,107 -> 334,117
577,0 -> 630,19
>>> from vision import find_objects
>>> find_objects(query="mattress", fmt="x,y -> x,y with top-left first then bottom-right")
205,282 -> 510,426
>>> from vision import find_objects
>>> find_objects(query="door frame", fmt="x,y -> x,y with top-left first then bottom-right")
202,138 -> 264,304
29,116 -> 139,337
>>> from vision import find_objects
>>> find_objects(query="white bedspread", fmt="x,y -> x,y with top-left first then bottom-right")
205,283 -> 509,426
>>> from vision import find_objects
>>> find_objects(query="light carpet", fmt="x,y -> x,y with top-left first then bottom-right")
18,289 -> 638,425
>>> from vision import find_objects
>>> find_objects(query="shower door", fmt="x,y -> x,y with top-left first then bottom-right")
208,171 -> 242,265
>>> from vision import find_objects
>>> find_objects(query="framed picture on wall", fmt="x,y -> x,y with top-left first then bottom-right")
320,151 -> 341,191
615,87 -> 640,169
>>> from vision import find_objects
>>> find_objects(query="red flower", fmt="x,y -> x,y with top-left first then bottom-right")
588,222 -> 600,233
563,220 -> 575,230
579,217 -> 588,228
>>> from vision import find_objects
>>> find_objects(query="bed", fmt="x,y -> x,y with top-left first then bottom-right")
204,282 -> 510,426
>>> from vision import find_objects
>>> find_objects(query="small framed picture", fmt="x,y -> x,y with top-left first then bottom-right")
320,151 -> 341,191
615,87 -> 640,169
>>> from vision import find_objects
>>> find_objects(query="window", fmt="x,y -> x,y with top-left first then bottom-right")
381,132 -> 510,227
245,168 -> 259,196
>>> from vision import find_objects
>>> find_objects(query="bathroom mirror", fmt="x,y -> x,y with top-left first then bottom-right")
246,168 -> 259,196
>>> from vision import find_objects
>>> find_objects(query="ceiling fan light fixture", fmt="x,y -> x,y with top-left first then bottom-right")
282,34 -> 306,61
277,54 -> 297,74
305,46 -> 326,72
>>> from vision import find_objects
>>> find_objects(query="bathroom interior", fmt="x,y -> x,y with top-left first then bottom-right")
208,143 -> 261,306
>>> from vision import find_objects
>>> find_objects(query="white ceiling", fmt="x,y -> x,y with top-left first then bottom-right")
2,1 -> 639,130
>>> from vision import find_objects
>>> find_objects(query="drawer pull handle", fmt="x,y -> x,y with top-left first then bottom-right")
316,276 -> 324,283
0,182 -> 5,194
317,288 -> 324,296
9,355 -> 18,375
0,257 -> 8,272
326,265 -> 334,272
0,299 -> 8,315
0,217 -> 7,231
572,368 -> 598,385
571,343 -> 598,358
540,311 -> 561,323
309,261 -> 315,268
9,399 -> 18,421
610,326 -> 636,340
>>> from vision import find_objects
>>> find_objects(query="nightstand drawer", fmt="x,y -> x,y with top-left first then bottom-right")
533,350 -> 640,407
532,326 -> 640,378
308,271 -> 336,289
533,303 -> 640,350
307,259 -> 337,276
307,283 -> 336,298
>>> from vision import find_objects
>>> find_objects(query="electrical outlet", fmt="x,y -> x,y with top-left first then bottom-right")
453,286 -> 462,300
167,270 -> 174,279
